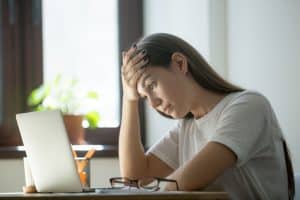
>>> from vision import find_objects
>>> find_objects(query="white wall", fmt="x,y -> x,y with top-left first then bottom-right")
0,158 -> 119,192
0,159 -> 24,192
227,0 -> 300,171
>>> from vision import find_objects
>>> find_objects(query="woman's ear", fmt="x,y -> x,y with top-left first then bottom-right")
171,52 -> 188,75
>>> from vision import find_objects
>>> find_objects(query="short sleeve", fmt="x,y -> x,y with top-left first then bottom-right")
210,93 -> 267,167
146,122 -> 181,170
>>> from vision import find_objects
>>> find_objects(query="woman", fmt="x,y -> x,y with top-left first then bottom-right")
119,33 -> 294,199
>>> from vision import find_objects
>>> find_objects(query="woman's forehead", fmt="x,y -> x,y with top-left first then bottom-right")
137,70 -> 153,88
138,67 -> 165,84
136,67 -> 163,93
144,66 -> 168,77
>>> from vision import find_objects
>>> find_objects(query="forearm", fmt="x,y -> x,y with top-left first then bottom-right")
166,162 -> 206,191
165,142 -> 236,191
119,97 -> 148,178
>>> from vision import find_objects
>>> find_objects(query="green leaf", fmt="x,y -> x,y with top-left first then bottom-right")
36,105 -> 47,111
27,74 -> 101,121
54,74 -> 62,87
27,84 -> 48,107
70,78 -> 79,87
85,111 -> 100,129
87,91 -> 99,99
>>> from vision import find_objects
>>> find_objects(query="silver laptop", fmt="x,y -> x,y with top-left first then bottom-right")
16,110 -> 154,194
16,110 -> 84,193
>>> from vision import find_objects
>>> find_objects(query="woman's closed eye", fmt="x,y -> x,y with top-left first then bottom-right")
146,81 -> 156,91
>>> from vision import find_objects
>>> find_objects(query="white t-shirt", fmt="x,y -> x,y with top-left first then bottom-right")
147,90 -> 289,200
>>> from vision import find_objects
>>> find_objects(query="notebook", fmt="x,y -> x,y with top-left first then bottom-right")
16,110 -> 155,194
16,110 -> 85,193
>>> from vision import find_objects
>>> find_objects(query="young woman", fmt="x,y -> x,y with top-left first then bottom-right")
118,33 -> 294,199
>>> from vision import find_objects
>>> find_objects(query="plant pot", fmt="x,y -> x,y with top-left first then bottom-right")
63,115 -> 86,145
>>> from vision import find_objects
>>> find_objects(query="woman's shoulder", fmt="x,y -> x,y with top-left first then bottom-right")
220,90 -> 272,116
228,90 -> 270,106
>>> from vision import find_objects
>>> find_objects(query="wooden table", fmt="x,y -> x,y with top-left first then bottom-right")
0,191 -> 229,200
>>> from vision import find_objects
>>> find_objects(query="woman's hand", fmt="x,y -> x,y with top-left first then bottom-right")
121,45 -> 148,101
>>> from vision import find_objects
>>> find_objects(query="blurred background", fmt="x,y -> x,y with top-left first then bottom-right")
0,0 -> 299,192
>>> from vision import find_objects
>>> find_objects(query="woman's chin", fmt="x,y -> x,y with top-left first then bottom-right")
171,110 -> 186,119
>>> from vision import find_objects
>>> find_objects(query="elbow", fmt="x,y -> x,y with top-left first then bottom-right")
176,174 -> 212,191
120,157 -> 149,179
120,169 -> 140,179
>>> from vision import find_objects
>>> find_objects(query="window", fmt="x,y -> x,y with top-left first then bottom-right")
42,0 -> 120,127
0,0 -> 145,152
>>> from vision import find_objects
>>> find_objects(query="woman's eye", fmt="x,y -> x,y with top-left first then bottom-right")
148,82 -> 155,90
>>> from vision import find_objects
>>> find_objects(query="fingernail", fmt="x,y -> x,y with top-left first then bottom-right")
143,57 -> 149,62
132,43 -> 137,49
141,49 -> 147,54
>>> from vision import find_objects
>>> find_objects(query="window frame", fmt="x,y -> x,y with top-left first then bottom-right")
0,0 -> 146,157
0,0 -> 43,146
85,0 -> 146,147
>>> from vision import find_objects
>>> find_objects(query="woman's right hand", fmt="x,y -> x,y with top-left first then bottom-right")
121,45 -> 148,101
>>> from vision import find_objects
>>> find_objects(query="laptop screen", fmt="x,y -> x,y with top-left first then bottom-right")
16,110 -> 83,192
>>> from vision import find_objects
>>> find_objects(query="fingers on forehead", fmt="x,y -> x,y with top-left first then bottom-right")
124,47 -> 136,60
126,44 -> 143,56
140,71 -> 151,85
137,71 -> 149,92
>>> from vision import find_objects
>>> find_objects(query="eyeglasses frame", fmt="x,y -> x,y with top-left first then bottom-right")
109,176 -> 179,191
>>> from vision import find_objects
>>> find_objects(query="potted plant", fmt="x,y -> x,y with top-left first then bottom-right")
27,74 -> 100,144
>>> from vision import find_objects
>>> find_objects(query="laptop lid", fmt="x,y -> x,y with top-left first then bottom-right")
16,110 -> 83,193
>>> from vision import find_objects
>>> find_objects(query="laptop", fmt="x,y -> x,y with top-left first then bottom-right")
16,110 -> 155,194
16,110 -> 85,193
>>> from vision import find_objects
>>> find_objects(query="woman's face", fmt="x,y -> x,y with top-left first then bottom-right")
137,64 -> 190,118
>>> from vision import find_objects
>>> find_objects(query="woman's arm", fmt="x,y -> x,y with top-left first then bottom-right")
119,46 -> 173,179
119,98 -> 145,178
119,96 -> 173,179
165,141 -> 236,191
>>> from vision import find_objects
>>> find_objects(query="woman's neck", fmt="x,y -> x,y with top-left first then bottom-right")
189,86 -> 226,119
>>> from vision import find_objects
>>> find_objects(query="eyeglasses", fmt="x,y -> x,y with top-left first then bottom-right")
109,177 -> 179,191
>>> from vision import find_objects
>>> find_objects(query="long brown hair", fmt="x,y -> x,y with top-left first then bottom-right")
136,33 -> 243,118
282,139 -> 295,199
136,33 -> 295,198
